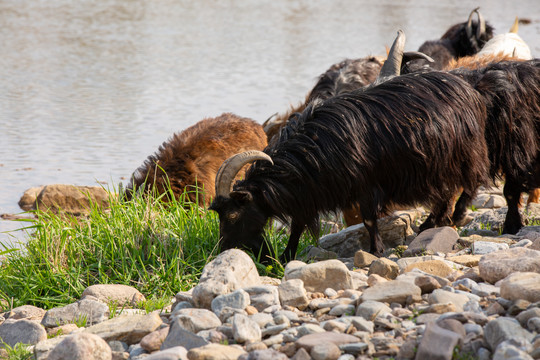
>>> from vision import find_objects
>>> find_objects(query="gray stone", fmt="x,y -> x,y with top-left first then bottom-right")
527,317 -> 540,332
349,317 -> 374,333
81,284 -> 145,306
355,300 -> 392,320
492,343 -> 533,360
249,313 -> 274,329
192,249 -> 261,309
329,304 -> 355,316
186,343 -> 246,359
41,298 -> 109,328
238,349 -> 288,360
361,280 -> 421,305
500,272 -> 540,302
296,332 -> 359,351
428,289 -> 470,312
415,321 -> 461,360
47,333 -> 112,360
479,248 -> 540,283
310,342 -> 341,360
144,346 -> 188,360
404,226 -> 459,257
283,259 -> 353,293
278,279 -> 309,310
0,319 -> 47,348
161,318 -> 209,351
211,289 -> 250,317
140,326 -> 169,352
243,285 -> 279,312
233,314 -> 261,343
6,305 -> 46,321
472,283 -> 500,297
516,308 -> 540,327
484,317 -> 534,351
84,312 -> 162,344
172,308 -> 221,333
472,241 -> 509,255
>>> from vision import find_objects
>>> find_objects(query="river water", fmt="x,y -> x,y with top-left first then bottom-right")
1,0 -> 539,246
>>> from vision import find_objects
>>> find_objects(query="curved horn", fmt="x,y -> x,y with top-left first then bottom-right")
376,30 -> 406,83
475,8 -> 486,40
466,7 -> 479,40
215,150 -> 273,197
402,51 -> 435,64
509,16 -> 519,33
262,112 -> 278,128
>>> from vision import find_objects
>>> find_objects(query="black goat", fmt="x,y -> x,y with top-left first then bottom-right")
407,8 -> 494,71
448,60 -> 540,234
210,70 -> 489,262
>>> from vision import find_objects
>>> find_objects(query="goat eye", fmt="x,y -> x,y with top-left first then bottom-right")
227,212 -> 239,221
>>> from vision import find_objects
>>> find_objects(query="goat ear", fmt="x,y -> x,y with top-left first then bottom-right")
230,191 -> 253,204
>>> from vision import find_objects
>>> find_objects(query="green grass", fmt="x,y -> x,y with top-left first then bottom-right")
0,184 -> 322,310
0,342 -> 33,360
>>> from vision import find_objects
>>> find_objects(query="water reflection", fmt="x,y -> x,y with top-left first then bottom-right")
1,0 -> 539,244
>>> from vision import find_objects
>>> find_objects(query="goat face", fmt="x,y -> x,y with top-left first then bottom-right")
210,192 -> 271,261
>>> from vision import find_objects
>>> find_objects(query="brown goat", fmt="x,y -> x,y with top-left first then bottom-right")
124,113 -> 267,206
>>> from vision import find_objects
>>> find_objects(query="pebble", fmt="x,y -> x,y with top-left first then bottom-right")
6,192 -> 540,359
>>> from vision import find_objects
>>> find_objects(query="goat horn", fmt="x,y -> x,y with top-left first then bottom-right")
215,150 -> 273,197
402,51 -> 434,64
475,8 -> 486,40
466,7 -> 479,40
376,30 -> 405,84
509,16 -> 519,33
262,112 -> 278,128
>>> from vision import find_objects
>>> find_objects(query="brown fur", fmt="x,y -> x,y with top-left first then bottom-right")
125,113 -> 267,206
444,52 -> 524,70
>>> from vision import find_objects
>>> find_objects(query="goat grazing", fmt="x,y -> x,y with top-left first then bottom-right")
448,59 -> 540,234
210,39 -> 489,261
407,7 -> 494,71
124,113 -> 267,206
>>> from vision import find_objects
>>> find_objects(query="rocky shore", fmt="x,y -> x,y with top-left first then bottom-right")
2,185 -> 540,359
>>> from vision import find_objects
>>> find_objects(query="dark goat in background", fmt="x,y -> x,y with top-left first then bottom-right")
406,8 -> 494,71
210,70 -> 489,262
124,113 -> 267,206
449,60 -> 540,234
263,56 -> 385,144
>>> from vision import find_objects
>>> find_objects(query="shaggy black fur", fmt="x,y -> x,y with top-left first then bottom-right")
450,60 -> 540,233
211,72 -> 490,261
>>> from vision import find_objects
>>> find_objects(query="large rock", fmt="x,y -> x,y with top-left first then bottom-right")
484,317 -> 534,351
47,333 -> 112,360
232,314 -> 261,344
368,258 -> 399,279
186,343 -> 246,359
479,248 -> 540,283
318,211 -> 419,257
18,186 -> 45,211
192,249 -> 261,309
295,332 -> 359,351
21,184 -> 110,215
283,259 -> 353,292
415,321 -> 463,360
0,319 -> 47,348
161,319 -> 209,351
84,312 -> 162,344
403,260 -> 454,278
172,308 -> 221,333
81,284 -> 145,306
243,285 -> 279,312
361,280 -> 421,306
41,298 -> 109,328
428,290 -> 470,312
5,305 -> 46,321
278,279 -> 309,310
500,272 -> 540,302
403,227 -> 459,257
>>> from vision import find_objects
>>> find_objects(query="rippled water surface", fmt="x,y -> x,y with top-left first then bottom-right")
1,0 -> 540,245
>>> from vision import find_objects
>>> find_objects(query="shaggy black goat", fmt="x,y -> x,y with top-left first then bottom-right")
448,60 -> 540,234
124,113 -> 267,206
407,8 -> 494,71
210,71 -> 489,262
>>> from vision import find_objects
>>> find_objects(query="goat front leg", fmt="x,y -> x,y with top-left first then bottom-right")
503,179 -> 525,234
279,221 -> 305,263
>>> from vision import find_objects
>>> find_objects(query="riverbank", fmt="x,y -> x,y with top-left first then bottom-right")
2,185 -> 540,359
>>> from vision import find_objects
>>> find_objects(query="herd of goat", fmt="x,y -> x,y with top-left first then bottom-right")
124,8 -> 540,263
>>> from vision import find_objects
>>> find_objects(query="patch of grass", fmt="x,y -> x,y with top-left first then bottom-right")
0,182 -> 336,310
135,295 -> 171,314
72,314 -> 88,328
0,342 -> 33,360
0,185 -> 220,309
